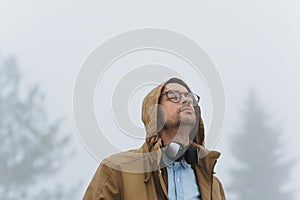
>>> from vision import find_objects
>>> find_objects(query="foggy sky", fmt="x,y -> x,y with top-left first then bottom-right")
1,0 -> 299,198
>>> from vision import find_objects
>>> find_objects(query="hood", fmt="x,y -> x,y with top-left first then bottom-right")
141,79 -> 205,153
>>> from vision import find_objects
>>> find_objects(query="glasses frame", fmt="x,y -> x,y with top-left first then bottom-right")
160,90 -> 200,106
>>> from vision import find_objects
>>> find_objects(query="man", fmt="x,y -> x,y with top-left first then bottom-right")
83,78 -> 226,200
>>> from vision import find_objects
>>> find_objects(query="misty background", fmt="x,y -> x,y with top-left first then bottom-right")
1,1 -> 299,199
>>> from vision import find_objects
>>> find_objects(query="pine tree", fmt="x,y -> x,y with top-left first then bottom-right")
0,55 -> 74,199
228,90 -> 294,200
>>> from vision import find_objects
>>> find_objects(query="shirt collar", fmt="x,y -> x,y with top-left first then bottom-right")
161,147 -> 190,169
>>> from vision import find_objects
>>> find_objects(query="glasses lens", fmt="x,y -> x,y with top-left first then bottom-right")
166,91 -> 181,103
166,91 -> 200,105
185,93 -> 199,106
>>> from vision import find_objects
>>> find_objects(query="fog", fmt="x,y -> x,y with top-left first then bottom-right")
1,0 -> 299,199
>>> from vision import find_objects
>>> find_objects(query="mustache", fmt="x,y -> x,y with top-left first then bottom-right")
178,105 -> 194,113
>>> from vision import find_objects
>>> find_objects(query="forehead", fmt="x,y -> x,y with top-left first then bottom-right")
162,83 -> 189,93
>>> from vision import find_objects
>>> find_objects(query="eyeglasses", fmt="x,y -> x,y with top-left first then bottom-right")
160,90 -> 200,106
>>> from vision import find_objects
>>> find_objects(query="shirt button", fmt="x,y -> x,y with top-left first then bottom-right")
177,178 -> 180,182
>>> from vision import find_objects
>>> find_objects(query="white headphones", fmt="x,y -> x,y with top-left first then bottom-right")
165,141 -> 198,165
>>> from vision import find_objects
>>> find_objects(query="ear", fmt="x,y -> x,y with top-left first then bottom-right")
157,104 -> 166,133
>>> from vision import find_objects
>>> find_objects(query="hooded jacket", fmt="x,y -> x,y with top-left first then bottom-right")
83,81 -> 226,200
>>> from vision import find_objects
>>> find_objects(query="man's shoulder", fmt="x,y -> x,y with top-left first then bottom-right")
100,147 -> 154,173
102,147 -> 141,163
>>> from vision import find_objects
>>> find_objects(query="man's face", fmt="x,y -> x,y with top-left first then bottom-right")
159,83 -> 197,129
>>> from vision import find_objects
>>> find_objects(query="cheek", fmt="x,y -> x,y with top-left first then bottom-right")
157,106 -> 166,131
168,107 -> 180,116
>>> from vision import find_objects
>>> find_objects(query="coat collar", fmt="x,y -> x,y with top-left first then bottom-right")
142,140 -> 221,182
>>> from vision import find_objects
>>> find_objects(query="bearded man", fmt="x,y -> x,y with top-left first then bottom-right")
83,77 -> 226,200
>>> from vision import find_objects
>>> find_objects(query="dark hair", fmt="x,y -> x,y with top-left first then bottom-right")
163,77 -> 192,93
158,78 -> 193,104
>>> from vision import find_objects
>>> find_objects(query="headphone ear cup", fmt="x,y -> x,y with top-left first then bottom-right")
165,142 -> 181,159
165,142 -> 198,165
184,145 -> 198,165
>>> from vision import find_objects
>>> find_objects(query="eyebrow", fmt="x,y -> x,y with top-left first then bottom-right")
165,89 -> 189,93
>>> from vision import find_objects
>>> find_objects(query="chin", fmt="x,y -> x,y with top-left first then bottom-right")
180,117 -> 196,126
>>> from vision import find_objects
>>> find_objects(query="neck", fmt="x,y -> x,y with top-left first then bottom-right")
160,125 -> 193,146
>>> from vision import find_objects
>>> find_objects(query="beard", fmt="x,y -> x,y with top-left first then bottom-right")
163,110 -> 196,130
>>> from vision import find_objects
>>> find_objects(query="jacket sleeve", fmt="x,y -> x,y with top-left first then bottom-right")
83,160 -> 121,200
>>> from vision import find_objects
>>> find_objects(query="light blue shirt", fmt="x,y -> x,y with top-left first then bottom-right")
162,149 -> 201,200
